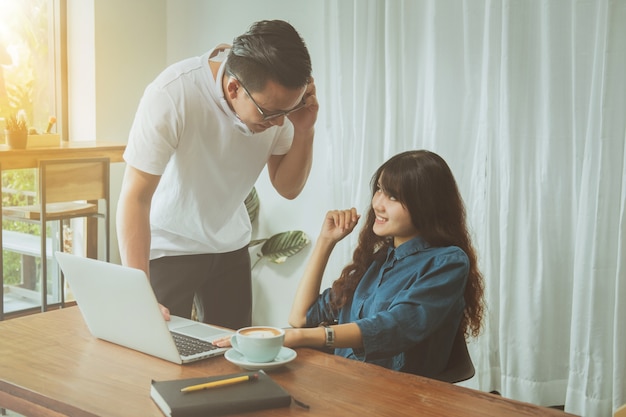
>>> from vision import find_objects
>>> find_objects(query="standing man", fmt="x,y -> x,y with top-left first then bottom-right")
117,20 -> 317,330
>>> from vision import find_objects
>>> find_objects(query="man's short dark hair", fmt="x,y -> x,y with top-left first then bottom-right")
226,20 -> 312,92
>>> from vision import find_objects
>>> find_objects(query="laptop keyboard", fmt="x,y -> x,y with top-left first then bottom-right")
171,332 -> 219,356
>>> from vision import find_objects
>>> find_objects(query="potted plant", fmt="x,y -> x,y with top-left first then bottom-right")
5,111 -> 28,149
244,187 -> 310,269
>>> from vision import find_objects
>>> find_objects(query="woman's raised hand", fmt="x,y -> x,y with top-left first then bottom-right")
320,208 -> 360,243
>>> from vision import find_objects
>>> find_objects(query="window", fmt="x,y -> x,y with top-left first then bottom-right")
1,0 -> 65,308
0,0 -> 62,132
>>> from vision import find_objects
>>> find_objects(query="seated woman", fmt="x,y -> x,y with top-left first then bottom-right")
284,150 -> 485,377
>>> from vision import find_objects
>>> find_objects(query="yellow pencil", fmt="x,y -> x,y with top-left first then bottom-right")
180,373 -> 259,393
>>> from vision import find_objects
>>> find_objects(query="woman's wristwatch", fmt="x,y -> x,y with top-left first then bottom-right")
323,325 -> 335,348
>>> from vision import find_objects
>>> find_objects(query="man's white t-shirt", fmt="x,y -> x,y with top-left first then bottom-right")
124,47 -> 294,259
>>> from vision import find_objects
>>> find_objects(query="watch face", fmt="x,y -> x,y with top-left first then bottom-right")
324,326 -> 335,347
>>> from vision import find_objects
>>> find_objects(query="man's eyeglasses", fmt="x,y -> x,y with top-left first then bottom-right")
229,72 -> 307,121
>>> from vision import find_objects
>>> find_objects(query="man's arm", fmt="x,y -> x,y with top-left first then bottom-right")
117,165 -> 171,320
267,129 -> 314,199
267,80 -> 318,199
116,165 -> 160,275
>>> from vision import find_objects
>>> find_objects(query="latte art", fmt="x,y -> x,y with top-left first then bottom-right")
240,327 -> 282,338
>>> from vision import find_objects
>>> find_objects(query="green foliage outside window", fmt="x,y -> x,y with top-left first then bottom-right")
2,169 -> 39,285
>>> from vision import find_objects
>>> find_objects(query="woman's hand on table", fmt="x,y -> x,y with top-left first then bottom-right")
213,328 -> 300,348
213,335 -> 233,348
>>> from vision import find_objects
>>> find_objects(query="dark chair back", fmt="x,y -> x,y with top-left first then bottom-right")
432,328 -> 475,383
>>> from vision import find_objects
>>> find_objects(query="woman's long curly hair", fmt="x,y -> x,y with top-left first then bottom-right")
329,150 -> 485,338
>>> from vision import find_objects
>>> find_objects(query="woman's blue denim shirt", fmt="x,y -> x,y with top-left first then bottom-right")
305,235 -> 468,376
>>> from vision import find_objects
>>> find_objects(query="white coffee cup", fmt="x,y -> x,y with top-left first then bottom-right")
230,326 -> 285,363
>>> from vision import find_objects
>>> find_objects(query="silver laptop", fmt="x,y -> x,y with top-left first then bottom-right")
55,251 -> 234,364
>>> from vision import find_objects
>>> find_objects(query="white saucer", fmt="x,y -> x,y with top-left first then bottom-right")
224,347 -> 297,371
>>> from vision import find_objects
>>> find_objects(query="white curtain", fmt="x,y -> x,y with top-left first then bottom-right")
322,1 -> 626,416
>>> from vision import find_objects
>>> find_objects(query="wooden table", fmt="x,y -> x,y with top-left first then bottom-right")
0,307 -> 574,417
1,141 -> 126,319
0,141 -> 125,170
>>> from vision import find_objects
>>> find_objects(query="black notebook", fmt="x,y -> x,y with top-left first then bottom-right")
150,370 -> 292,417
